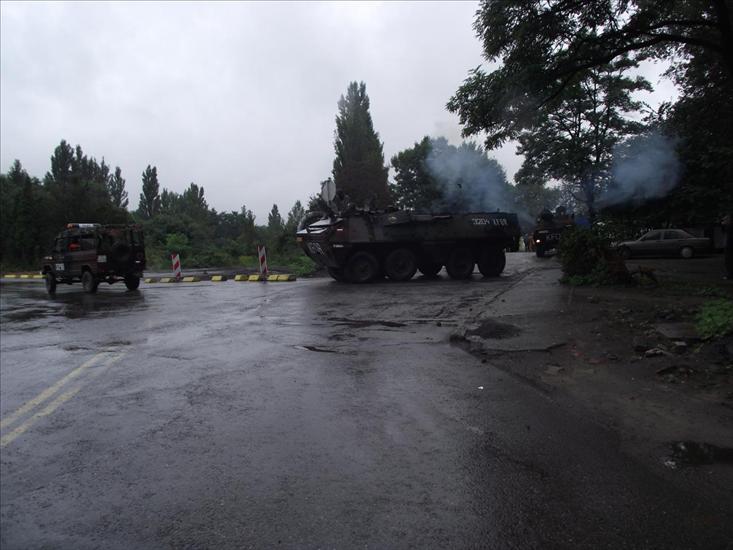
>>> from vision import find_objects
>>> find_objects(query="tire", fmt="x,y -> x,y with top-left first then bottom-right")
618,246 -> 631,260
418,261 -> 442,277
680,246 -> 694,259
345,251 -> 379,283
82,270 -> 98,294
45,272 -> 57,295
478,248 -> 506,277
327,267 -> 347,282
535,245 -> 546,258
384,248 -> 417,282
446,248 -> 474,279
124,275 -> 140,290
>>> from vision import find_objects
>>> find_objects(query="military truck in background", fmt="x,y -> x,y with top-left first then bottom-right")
297,182 -> 521,283
532,207 -> 575,257
42,223 -> 146,294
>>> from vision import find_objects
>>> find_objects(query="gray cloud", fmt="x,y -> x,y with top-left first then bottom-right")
1,2 -> 678,220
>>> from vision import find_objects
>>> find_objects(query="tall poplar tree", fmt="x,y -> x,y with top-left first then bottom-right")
108,166 -> 129,209
332,82 -> 390,209
138,165 -> 160,219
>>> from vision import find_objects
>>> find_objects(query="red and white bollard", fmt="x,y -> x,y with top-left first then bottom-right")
257,245 -> 268,278
171,253 -> 182,280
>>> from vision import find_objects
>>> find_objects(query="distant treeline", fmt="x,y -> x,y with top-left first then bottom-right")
0,140 -> 309,271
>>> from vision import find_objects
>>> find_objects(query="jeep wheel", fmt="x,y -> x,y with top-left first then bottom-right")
45,272 -> 57,295
478,248 -> 506,277
345,251 -> 379,283
384,248 -> 417,282
124,275 -> 140,290
446,248 -> 474,279
82,270 -> 98,294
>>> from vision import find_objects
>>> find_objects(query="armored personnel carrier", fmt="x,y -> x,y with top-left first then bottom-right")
297,186 -> 520,283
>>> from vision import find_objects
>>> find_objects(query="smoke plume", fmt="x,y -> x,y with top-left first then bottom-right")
424,139 -> 517,215
601,131 -> 680,207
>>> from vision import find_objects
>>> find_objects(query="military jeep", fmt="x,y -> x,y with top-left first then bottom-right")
41,223 -> 146,294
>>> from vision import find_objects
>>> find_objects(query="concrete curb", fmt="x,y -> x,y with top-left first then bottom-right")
182,276 -> 201,283
210,275 -> 227,282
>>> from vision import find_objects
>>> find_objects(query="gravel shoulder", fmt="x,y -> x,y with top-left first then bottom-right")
456,254 -> 733,495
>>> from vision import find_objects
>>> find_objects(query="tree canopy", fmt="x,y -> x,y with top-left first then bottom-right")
448,0 -> 733,148
0,140 -> 313,272
390,137 -> 514,214
332,81 -> 391,209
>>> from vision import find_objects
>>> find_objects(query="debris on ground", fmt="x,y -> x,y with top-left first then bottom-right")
666,441 -> 733,467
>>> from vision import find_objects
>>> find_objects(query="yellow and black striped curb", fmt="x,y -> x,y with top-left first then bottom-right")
2,273 -> 296,283
2,273 -> 44,279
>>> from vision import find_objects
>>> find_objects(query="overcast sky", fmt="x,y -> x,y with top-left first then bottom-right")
0,1 -> 679,221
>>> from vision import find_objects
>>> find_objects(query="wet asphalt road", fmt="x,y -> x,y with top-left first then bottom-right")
1,255 -> 731,549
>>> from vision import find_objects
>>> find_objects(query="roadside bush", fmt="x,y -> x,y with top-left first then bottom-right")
696,299 -> 733,339
558,227 -> 631,286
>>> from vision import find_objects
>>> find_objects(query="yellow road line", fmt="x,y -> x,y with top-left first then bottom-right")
0,354 -> 125,448
0,353 -> 106,430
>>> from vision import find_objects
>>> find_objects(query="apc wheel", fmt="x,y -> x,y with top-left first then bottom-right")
418,261 -> 442,277
478,248 -> 506,277
345,251 -> 379,283
446,248 -> 474,279
327,267 -> 347,282
384,248 -> 417,281
82,270 -> 98,294
618,246 -> 631,260
45,272 -> 57,295
680,246 -> 694,259
124,275 -> 140,290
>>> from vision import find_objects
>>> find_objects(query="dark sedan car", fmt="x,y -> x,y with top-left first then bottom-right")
616,229 -> 711,259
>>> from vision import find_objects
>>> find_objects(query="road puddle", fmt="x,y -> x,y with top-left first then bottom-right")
466,319 -> 521,340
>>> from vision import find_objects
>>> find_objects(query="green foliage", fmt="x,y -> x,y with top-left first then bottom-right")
107,166 -> 128,209
389,136 -> 513,213
390,137 -> 442,210
0,141 -> 313,272
165,233 -> 190,257
514,59 -> 650,219
696,300 -> 733,340
557,227 -> 628,286
138,165 -> 160,219
332,81 -> 391,209
268,204 -> 283,231
1,142 -> 131,268
448,1 -> 730,148
558,227 -> 608,277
